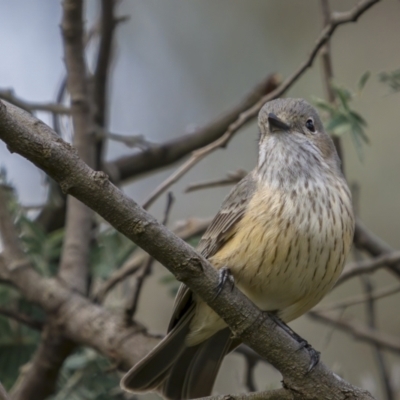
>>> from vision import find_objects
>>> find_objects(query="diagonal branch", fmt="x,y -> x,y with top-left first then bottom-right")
336,250 -> 400,286
107,73 -> 281,183
93,217 -> 211,303
308,311 -> 400,355
0,307 -> 44,331
142,0 -> 381,209
354,219 -> 400,277
0,101 -> 375,399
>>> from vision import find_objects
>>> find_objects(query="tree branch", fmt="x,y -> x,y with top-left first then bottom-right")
141,0 -> 380,209
308,311 -> 400,354
10,2 -> 96,398
185,169 -> 247,193
124,193 -> 174,321
316,283 -> 400,312
319,0 -> 343,165
93,216 -> 211,303
58,0 -> 94,293
0,307 -> 44,331
336,250 -> 400,286
0,382 -> 10,400
107,73 -> 281,183
0,89 -> 70,115
354,219 -> 400,277
195,389 -> 294,400
0,101 -> 375,399
361,277 -> 395,400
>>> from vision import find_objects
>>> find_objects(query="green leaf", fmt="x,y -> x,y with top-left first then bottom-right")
312,97 -> 335,113
358,70 -> 371,92
325,114 -> 349,133
379,69 -> 400,93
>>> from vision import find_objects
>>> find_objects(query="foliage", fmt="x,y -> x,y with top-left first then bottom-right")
313,75 -> 370,160
0,176 -> 137,396
48,349 -> 125,400
379,68 -> 400,93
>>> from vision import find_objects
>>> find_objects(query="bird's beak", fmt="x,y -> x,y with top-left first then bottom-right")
268,113 -> 290,132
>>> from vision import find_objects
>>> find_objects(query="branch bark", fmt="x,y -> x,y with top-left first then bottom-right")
0,101 -> 375,399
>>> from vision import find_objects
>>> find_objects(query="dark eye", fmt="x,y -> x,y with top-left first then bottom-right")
306,118 -> 315,132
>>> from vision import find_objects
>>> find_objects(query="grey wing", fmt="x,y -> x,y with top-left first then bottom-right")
167,171 -> 257,332
197,171 -> 257,259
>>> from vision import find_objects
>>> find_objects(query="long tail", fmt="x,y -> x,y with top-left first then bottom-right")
121,311 -> 233,400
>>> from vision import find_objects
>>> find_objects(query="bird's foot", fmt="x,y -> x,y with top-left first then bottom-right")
215,267 -> 235,298
266,312 -> 320,373
296,340 -> 320,373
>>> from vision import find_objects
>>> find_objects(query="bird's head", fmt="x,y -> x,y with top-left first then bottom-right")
257,98 -> 340,174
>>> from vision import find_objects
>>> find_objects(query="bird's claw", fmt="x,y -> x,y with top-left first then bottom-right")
215,267 -> 235,298
296,340 -> 320,372
266,313 -> 320,373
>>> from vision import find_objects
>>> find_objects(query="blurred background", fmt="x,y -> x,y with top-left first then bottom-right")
0,0 -> 400,399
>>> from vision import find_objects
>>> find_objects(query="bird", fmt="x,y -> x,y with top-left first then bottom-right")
121,98 -> 355,399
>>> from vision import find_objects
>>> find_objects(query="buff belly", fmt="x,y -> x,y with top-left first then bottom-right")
186,183 -> 354,346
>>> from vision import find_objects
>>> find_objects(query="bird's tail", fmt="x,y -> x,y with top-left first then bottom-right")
121,312 -> 234,400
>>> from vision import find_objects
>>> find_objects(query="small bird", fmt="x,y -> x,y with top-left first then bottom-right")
121,98 -> 355,399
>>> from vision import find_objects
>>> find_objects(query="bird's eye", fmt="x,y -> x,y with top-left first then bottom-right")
306,118 -> 315,133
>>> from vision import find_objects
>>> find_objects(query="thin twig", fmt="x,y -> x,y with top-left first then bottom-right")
0,382 -> 10,400
109,73 -> 281,183
319,0 -> 343,164
185,169 -> 247,193
93,216 -> 211,303
0,89 -> 70,115
0,307 -> 44,331
234,345 -> 267,392
354,218 -> 400,278
336,250 -> 400,286
316,283 -> 400,312
96,128 -> 152,149
142,0 -> 379,209
308,310 -> 400,354
361,276 -> 395,400
124,193 -> 175,321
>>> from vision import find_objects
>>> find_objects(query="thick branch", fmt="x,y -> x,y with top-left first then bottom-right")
0,101 -> 375,399
59,0 -> 94,293
196,389 -> 294,400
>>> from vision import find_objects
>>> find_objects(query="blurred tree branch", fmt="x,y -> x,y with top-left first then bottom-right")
0,89 -> 70,115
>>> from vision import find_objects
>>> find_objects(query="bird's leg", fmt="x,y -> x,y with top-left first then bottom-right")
215,267 -> 235,298
266,312 -> 320,373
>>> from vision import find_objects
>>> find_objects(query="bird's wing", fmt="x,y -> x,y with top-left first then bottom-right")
167,171 -> 257,332
197,171 -> 257,259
